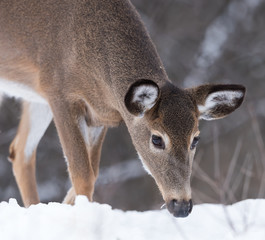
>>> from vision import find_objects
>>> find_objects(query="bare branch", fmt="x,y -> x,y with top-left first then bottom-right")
223,139 -> 242,194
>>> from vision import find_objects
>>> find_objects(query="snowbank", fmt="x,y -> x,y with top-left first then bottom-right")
0,196 -> 264,240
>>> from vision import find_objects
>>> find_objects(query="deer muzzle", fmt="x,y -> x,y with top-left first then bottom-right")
166,199 -> 193,218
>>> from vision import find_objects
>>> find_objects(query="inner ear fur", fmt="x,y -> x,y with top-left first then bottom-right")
125,79 -> 160,117
187,84 -> 246,120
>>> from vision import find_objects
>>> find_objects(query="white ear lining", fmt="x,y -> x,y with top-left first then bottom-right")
198,90 -> 243,119
132,85 -> 159,111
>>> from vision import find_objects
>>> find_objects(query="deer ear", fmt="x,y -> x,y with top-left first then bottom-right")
125,79 -> 160,117
190,84 -> 246,120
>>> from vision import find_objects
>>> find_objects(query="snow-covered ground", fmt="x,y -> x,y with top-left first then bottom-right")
0,196 -> 264,240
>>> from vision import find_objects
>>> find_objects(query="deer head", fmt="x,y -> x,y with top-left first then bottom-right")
124,79 -> 245,217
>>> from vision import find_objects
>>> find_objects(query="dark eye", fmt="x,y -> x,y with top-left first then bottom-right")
190,136 -> 200,150
152,135 -> 165,149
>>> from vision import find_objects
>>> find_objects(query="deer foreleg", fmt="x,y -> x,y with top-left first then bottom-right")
9,101 -> 52,207
63,122 -> 107,204
49,99 -> 99,202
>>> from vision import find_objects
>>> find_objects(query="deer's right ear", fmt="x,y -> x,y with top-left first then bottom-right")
125,79 -> 160,117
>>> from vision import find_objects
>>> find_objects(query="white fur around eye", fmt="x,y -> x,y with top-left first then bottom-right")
133,85 -> 158,111
198,90 -> 243,119
149,131 -> 170,152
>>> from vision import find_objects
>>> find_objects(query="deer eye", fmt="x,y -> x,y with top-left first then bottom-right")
190,136 -> 200,150
152,135 -> 165,149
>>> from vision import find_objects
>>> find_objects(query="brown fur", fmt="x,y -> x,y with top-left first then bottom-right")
0,0 -> 245,212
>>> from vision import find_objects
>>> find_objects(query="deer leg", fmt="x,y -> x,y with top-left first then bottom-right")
88,126 -> 108,178
63,187 -> 76,205
63,123 -> 107,204
9,101 -> 52,207
49,98 -> 102,202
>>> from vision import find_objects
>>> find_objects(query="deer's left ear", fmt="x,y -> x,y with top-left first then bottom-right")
188,84 -> 246,120
125,79 -> 160,117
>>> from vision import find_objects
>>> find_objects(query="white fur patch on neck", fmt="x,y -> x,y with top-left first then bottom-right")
137,153 -> 152,176
133,85 -> 158,111
78,116 -> 104,147
198,90 -> 243,119
79,117 -> 89,145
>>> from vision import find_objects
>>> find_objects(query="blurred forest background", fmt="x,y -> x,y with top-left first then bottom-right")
1,0 -> 265,211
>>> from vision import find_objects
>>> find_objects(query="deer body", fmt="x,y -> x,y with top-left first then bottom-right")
0,0 -> 245,217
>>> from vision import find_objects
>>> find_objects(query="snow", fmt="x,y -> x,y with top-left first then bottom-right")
0,196 -> 265,240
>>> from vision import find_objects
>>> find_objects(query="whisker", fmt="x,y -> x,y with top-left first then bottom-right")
160,203 -> 166,209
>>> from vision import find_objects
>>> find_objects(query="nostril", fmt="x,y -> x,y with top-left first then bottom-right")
188,199 -> 193,213
167,200 -> 176,213
167,199 -> 179,214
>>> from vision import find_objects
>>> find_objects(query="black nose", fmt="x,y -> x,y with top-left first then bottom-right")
166,199 -> 193,218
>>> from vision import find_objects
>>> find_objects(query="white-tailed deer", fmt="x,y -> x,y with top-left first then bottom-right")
0,0 -> 245,217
